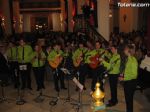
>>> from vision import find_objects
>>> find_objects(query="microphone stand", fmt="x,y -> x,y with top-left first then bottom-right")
61,68 -> 77,103
49,68 -> 63,106
70,71 -> 89,112
16,69 -> 26,105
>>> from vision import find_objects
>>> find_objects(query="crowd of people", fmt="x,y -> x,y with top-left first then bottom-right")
0,30 -> 148,112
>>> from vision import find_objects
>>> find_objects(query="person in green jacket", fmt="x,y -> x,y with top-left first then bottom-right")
72,41 -> 87,91
89,41 -> 106,94
47,42 -> 66,92
6,41 -> 19,88
31,44 -> 46,91
101,44 -> 121,107
7,41 -> 18,62
18,38 -> 33,90
119,44 -> 138,112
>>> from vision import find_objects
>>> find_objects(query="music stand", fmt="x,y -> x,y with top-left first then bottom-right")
70,72 -> 89,112
61,68 -> 77,103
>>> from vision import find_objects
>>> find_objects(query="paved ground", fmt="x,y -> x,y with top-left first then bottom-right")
0,75 -> 150,112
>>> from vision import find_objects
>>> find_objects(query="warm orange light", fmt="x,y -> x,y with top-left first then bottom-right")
71,19 -> 75,25
72,0 -> 76,17
2,17 -> 4,21
72,6 -> 76,17
91,2 -> 94,10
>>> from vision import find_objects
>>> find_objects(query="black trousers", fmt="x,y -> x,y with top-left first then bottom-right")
19,63 -> 32,89
33,67 -> 45,90
78,64 -> 87,87
109,74 -> 118,103
9,61 -> 19,87
91,65 -> 105,91
53,67 -> 65,92
124,79 -> 137,112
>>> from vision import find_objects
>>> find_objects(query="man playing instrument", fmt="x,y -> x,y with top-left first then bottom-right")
7,41 -> 19,88
85,41 -> 106,94
48,42 -> 66,92
101,44 -> 121,107
72,41 -> 87,91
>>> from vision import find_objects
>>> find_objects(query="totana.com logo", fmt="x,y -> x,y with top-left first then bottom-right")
118,2 -> 150,7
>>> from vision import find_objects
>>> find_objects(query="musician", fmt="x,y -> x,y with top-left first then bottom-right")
84,40 -> 94,78
18,38 -> 33,90
6,41 -> 19,88
63,46 -> 72,69
119,44 -> 138,112
48,42 -> 66,92
31,44 -> 46,91
101,45 -> 121,107
72,41 -> 87,91
45,45 -> 53,81
45,45 -> 52,57
87,41 -> 106,94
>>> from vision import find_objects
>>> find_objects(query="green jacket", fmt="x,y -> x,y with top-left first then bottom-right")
31,51 -> 46,67
7,46 -> 18,61
84,49 -> 97,64
72,48 -> 87,62
102,53 -> 121,75
47,49 -> 63,61
104,50 -> 112,60
124,56 -> 138,81
18,45 -> 33,63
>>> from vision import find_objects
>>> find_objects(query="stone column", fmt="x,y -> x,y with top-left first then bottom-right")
68,0 -> 73,32
23,14 -> 31,32
109,7 -> 119,33
97,0 -> 110,41
1,0 -> 12,35
52,13 -> 61,31
109,9 -> 113,33
60,0 -> 65,32
119,0 -> 138,33
13,0 -> 21,33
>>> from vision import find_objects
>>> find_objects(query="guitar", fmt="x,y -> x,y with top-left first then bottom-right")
73,52 -> 83,67
89,51 -> 105,69
49,54 -> 63,69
